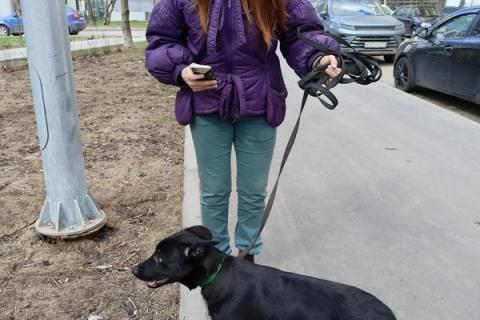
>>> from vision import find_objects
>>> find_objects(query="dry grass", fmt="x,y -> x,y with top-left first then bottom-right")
0,45 -> 184,320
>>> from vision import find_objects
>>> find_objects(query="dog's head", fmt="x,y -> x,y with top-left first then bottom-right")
132,225 -> 219,289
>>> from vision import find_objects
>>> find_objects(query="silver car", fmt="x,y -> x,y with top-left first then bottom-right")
312,0 -> 406,62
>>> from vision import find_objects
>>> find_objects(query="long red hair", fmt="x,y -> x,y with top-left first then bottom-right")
194,0 -> 288,48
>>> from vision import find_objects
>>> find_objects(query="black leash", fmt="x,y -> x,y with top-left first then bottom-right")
239,25 -> 382,258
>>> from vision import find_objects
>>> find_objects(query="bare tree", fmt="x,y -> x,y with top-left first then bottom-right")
12,0 -> 21,15
85,0 -> 97,27
103,0 -> 118,25
121,0 -> 134,48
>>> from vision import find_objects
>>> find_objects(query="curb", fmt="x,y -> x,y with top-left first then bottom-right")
179,127 -> 210,320
0,37 -> 144,62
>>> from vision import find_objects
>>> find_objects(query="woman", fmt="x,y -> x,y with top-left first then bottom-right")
145,0 -> 341,262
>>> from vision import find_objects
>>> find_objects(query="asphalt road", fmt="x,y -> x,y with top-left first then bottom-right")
260,60 -> 480,320
181,56 -> 480,320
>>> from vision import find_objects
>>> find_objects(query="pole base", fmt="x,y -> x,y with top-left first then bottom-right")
35,193 -> 107,239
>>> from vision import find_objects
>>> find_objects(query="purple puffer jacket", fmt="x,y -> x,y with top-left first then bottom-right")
145,0 -> 339,127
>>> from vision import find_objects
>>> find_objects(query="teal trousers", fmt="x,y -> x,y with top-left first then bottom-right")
190,114 -> 276,255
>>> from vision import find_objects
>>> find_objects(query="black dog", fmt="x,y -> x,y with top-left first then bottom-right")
132,226 -> 396,320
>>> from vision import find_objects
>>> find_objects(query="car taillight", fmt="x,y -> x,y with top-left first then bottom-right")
72,12 -> 79,19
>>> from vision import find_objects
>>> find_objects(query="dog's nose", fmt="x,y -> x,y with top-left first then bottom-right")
131,265 -> 140,277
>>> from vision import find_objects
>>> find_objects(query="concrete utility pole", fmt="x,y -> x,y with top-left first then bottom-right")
21,0 -> 106,238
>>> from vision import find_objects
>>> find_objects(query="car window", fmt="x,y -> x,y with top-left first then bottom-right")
331,0 -> 385,16
431,14 -> 477,40
66,7 -> 74,13
413,7 -> 438,17
395,8 -> 406,17
424,7 -> 438,16
471,19 -> 480,38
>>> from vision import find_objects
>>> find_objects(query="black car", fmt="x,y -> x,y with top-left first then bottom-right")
392,5 -> 440,36
394,7 -> 480,105
442,0 -> 480,18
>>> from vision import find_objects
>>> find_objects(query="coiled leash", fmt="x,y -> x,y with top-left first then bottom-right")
239,25 -> 382,258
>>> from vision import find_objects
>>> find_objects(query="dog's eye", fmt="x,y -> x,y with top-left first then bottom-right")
153,255 -> 163,263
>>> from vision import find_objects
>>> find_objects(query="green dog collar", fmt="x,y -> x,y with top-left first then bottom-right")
199,257 -> 225,288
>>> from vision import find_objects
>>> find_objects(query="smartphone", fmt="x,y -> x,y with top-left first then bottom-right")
191,63 -> 215,80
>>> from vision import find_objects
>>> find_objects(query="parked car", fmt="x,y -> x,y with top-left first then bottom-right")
393,7 -> 480,105
66,6 -> 87,35
442,0 -> 480,17
392,5 -> 440,36
0,12 -> 23,36
313,0 -> 405,62
0,7 -> 86,36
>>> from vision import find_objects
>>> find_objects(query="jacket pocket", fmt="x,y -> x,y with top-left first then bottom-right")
266,86 -> 287,127
175,87 -> 193,125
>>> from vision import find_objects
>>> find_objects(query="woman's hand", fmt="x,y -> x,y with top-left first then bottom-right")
181,64 -> 218,92
317,55 -> 342,80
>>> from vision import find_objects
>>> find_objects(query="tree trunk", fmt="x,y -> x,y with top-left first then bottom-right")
12,0 -> 21,15
103,0 -> 117,25
104,0 -> 108,22
120,0 -> 133,48
85,0 -> 97,27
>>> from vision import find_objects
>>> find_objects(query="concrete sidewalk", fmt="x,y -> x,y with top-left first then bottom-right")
179,60 -> 480,320
179,128 -> 211,320
0,37 -> 144,62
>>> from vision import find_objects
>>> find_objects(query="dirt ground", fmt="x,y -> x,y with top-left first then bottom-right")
0,48 -> 184,319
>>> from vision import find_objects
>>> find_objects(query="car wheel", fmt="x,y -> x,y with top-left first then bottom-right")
0,25 -> 10,37
394,56 -> 415,92
411,26 -> 417,37
383,55 -> 395,63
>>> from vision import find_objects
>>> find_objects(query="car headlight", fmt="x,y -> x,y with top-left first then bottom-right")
339,23 -> 356,30
395,24 -> 405,31
420,22 -> 431,28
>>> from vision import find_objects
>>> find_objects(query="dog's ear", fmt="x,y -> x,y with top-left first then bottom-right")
182,238 -> 219,260
184,225 -> 213,240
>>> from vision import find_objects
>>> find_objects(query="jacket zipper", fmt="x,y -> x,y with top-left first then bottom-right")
224,0 -> 235,121
225,0 -> 233,72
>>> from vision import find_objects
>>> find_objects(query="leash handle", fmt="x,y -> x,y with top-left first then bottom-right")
297,24 -> 382,86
